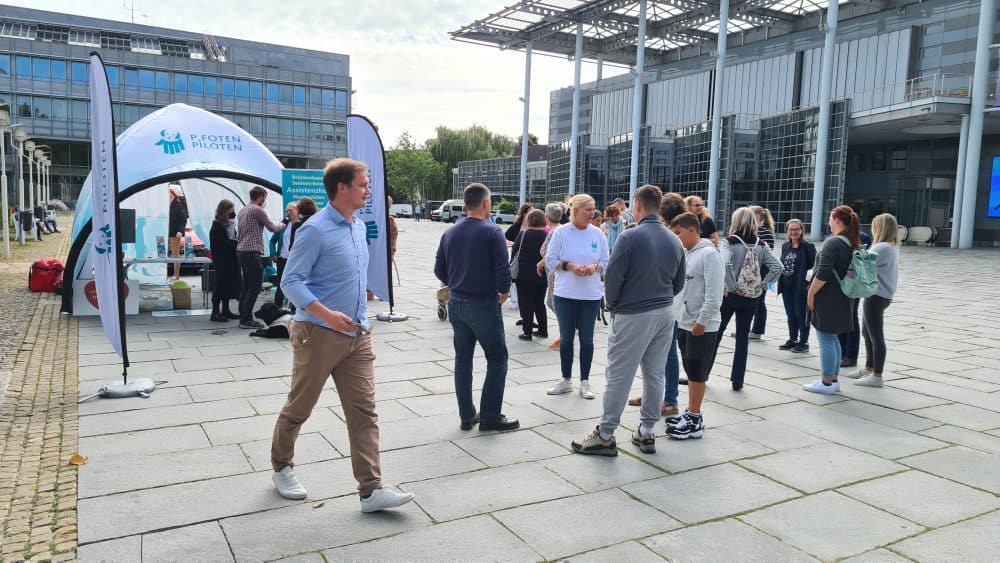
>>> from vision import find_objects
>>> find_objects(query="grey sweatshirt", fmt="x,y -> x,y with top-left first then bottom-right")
869,242 -> 899,299
719,235 -> 783,292
604,215 -> 686,314
675,239 -> 726,332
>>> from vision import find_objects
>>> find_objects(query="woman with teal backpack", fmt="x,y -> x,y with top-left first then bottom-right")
848,213 -> 900,388
803,205 -> 861,394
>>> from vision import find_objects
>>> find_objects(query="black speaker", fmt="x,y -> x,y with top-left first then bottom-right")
119,208 -> 136,244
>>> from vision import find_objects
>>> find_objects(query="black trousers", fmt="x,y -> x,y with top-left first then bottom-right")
862,295 -> 892,373
274,257 -> 288,307
237,251 -> 263,323
515,280 -> 547,335
838,298 -> 862,360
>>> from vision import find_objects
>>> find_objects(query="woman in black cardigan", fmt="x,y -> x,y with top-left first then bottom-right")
511,209 -> 549,340
777,219 -> 816,353
209,199 -> 241,322
803,205 -> 860,395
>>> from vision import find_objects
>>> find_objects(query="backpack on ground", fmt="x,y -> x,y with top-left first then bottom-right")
730,236 -> 763,299
834,235 -> 878,299
29,259 -> 65,293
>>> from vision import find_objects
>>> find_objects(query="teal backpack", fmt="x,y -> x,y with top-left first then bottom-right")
833,235 -> 878,299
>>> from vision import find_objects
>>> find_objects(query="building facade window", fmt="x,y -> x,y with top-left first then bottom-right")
188,74 -> 203,94
139,69 -> 154,89
266,83 -> 279,102
222,78 -> 235,98
0,55 -> 9,76
31,57 -> 49,79
15,56 -> 31,78
124,68 -> 138,89
155,71 -> 169,91
50,60 -> 66,81
106,65 -> 119,85
72,61 -> 88,82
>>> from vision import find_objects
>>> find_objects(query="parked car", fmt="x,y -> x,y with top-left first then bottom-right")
389,203 -> 413,218
492,211 -> 516,224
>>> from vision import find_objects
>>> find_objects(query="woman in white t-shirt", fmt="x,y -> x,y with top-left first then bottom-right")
543,194 -> 610,400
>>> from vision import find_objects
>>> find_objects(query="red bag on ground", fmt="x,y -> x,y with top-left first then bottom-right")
29,259 -> 64,293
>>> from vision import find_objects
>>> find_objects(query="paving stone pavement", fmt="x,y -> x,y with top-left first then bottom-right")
0,222 -> 79,563
68,219 -> 999,562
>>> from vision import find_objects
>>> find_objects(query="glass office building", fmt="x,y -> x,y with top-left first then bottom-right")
0,6 -> 351,204
539,0 -> 999,243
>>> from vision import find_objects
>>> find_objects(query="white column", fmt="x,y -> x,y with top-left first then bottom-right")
0,129 -> 8,259
809,0 -> 840,241
950,114 -> 969,248
706,0 -> 729,219
596,55 -> 604,82
568,24 -> 584,195
958,0 -> 995,249
628,0 -> 648,202
27,151 -> 34,221
519,41 -> 533,207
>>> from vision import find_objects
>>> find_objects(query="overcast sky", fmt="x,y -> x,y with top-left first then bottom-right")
26,0 -> 623,147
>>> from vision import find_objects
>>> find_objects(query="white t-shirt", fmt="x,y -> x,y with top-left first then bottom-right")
545,223 -> 609,301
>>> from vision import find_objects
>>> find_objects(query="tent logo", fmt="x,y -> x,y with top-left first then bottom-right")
95,224 -> 114,255
156,129 -> 186,155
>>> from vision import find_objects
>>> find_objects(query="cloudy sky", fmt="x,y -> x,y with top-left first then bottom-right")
27,0 -> 623,147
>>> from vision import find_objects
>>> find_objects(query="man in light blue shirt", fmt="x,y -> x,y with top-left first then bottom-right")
270,157 -> 414,514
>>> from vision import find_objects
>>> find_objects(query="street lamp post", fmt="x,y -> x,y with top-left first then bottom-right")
13,129 -> 27,244
25,140 -> 35,236
0,108 -> 9,259
34,148 -> 48,206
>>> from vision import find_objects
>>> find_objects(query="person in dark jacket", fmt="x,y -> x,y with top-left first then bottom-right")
838,228 -> 873,367
803,205 -> 861,395
777,219 -> 816,353
747,205 -> 776,339
511,209 -> 548,340
505,203 -> 533,242
209,199 -> 241,322
287,197 -> 318,251
168,184 -> 189,281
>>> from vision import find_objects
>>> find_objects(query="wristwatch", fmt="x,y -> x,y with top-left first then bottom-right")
562,261 -> 570,271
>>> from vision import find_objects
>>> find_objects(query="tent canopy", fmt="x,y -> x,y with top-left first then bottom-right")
64,103 -> 286,312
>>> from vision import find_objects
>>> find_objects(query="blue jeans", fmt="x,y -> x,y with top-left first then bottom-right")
448,297 -> 509,423
781,286 -> 810,344
815,329 -> 842,377
553,296 -> 601,381
663,322 -> 680,405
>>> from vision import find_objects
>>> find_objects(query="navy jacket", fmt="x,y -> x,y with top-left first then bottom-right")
434,217 -> 512,300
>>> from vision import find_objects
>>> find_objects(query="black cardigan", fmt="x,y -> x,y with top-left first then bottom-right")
777,240 -> 816,294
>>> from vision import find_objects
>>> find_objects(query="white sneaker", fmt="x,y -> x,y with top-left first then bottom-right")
361,488 -> 415,513
802,380 -> 840,395
272,466 -> 307,500
579,381 -> 595,399
855,374 -> 884,388
547,379 -> 573,395
848,368 -> 871,379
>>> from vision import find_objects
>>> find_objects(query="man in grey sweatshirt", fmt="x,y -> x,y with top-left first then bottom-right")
571,185 -> 686,456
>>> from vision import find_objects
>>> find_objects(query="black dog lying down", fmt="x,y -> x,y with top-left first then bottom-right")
252,302 -> 293,339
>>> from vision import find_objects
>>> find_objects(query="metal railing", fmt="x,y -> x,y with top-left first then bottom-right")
849,71 -> 972,114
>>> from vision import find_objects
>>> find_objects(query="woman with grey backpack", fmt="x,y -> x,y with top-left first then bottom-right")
715,207 -> 782,391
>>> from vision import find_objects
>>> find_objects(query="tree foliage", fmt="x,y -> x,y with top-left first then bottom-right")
427,125 -> 517,190
385,132 -> 446,203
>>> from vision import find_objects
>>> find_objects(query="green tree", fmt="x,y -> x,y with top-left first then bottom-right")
385,132 -> 447,204
516,133 -> 540,146
426,125 -> 518,190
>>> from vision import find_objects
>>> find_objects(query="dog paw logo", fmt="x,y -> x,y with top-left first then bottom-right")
94,224 -> 113,255
155,129 -> 185,155
365,221 -> 378,246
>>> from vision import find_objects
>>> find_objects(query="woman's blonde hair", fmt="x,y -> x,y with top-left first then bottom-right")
568,194 -> 595,218
749,205 -> 775,232
729,207 -> 758,240
870,213 -> 900,246
785,218 -> 807,240
684,195 -> 711,219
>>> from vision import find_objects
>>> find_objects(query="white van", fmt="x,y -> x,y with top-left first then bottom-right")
434,199 -> 465,223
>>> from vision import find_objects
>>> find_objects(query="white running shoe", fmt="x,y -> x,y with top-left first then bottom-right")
802,380 -> 840,394
272,466 -> 307,500
848,368 -> 871,379
579,381 -> 595,399
361,488 -> 415,513
547,379 -> 573,395
855,374 -> 884,388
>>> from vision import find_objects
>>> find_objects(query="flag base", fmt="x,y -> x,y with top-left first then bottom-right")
376,311 -> 409,323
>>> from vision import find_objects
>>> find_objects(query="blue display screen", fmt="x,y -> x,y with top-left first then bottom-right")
990,157 -> 1000,217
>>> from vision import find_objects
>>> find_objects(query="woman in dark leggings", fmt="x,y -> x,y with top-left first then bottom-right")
848,213 -> 899,388
747,205 -> 775,340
